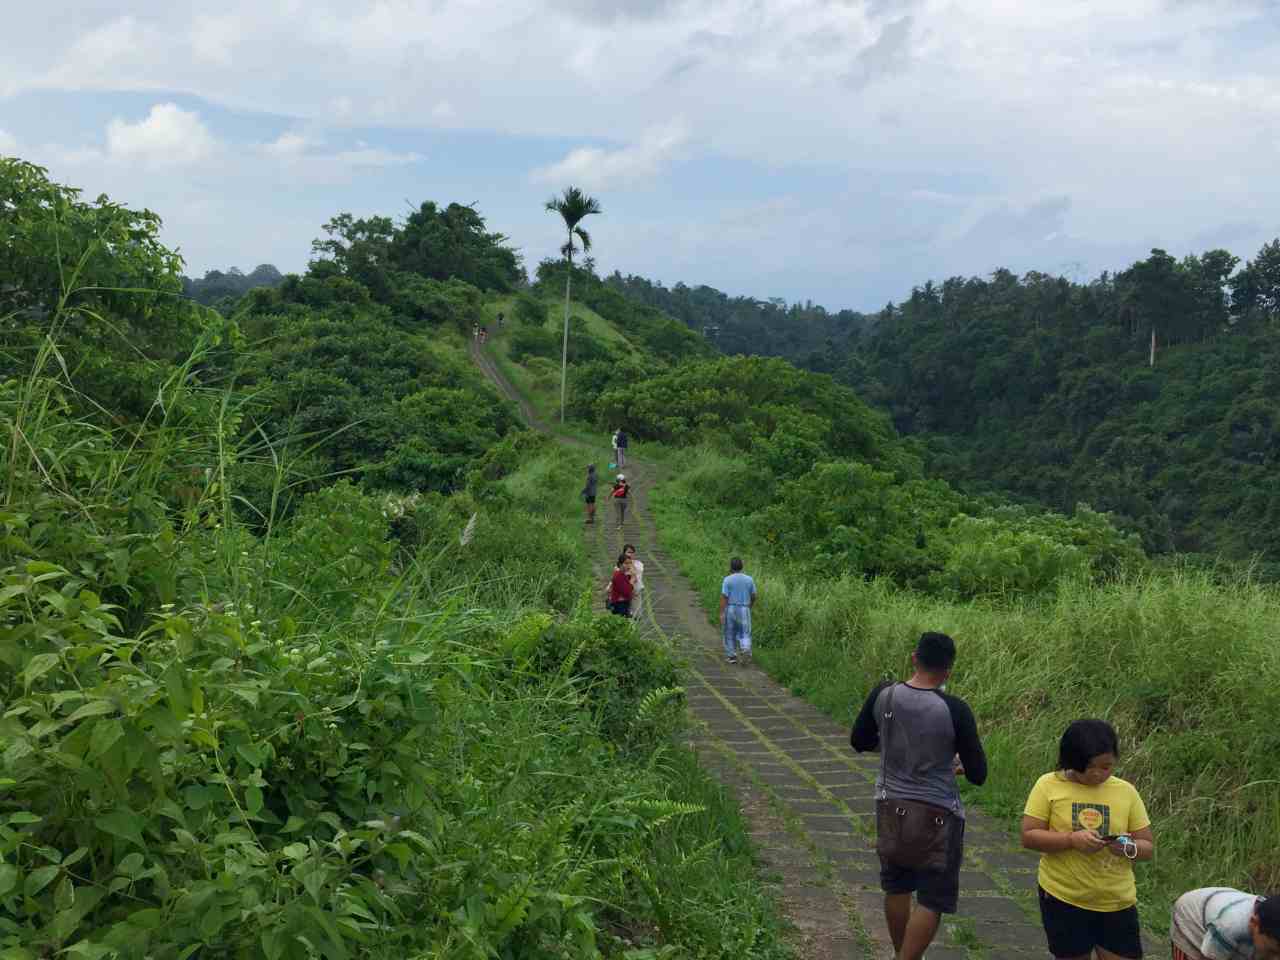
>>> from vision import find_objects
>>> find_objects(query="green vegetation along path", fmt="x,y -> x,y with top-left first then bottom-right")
471,341 -> 1054,960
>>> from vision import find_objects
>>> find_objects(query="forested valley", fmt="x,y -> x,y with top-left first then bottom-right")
607,244 -> 1280,572
3,156 -> 1279,957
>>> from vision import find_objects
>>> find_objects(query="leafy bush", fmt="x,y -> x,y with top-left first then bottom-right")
513,292 -> 548,327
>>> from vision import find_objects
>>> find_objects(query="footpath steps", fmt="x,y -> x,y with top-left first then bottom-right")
587,457 -> 1050,960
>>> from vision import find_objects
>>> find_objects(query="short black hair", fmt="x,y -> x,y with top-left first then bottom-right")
915,631 -> 956,671
1256,896 -> 1280,941
729,557 -> 744,572
1057,719 -> 1120,773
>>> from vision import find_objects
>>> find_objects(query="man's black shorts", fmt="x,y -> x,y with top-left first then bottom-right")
878,813 -> 964,914
1037,886 -> 1142,958
583,496 -> 596,504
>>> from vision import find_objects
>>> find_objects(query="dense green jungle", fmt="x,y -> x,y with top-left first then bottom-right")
2,156 -> 1279,957
607,249 -> 1280,571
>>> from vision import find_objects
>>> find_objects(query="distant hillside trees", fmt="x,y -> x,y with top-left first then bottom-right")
604,273 -> 867,360
826,243 -> 1280,567
183,264 -> 284,305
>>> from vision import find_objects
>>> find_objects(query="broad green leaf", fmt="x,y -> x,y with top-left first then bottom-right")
115,852 -> 145,877
24,864 -> 59,896
25,560 -> 68,577
88,718 -> 124,760
54,875 -> 74,911
64,942 -> 114,960
127,907 -> 163,929
22,653 -> 60,688
64,700 -> 117,724
95,808 -> 144,847
245,784 -> 264,816
0,864 -> 18,897
236,743 -> 263,768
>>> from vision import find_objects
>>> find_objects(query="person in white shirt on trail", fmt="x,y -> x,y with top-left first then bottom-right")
623,543 -> 644,620
1171,889 -> 1280,960
718,557 -> 757,664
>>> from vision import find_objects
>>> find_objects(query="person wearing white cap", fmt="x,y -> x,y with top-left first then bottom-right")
610,473 -> 631,529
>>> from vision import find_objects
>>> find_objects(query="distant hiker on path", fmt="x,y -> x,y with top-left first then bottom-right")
624,543 -> 644,620
718,557 -> 757,664
1171,888 -> 1280,960
612,428 -> 628,467
582,464 -> 598,525
611,473 -> 630,529
851,631 -> 988,960
606,552 -> 635,617
1021,719 -> 1154,960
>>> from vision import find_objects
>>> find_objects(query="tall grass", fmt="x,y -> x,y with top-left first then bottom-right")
650,444 -> 1280,932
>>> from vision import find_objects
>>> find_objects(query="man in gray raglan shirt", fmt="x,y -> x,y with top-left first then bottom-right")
851,631 -> 988,960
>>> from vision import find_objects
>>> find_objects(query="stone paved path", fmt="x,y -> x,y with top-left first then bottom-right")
471,341 -> 1054,960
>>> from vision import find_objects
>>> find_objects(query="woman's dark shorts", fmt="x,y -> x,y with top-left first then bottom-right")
583,495 -> 596,504
878,814 -> 964,914
1037,887 -> 1142,959
608,601 -> 631,617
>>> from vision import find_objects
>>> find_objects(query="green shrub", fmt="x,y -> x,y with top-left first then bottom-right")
514,292 -> 548,327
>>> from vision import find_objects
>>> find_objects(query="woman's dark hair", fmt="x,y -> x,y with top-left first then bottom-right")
1057,719 -> 1120,773
623,543 -> 636,554
1256,896 -> 1280,941
616,552 -> 630,567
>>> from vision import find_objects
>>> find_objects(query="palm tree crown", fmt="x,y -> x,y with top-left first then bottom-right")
545,187 -> 601,261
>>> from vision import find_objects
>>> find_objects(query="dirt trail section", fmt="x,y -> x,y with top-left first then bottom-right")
472,343 -> 1055,960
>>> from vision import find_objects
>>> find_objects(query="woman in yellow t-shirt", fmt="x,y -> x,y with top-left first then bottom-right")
1021,719 -> 1155,960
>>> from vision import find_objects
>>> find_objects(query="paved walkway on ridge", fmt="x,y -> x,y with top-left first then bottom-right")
470,341 -> 1058,960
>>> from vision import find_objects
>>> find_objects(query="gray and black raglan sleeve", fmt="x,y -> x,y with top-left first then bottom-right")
940,691 -> 987,785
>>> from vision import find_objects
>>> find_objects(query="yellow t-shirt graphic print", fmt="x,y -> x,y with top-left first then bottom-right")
1072,802 -> 1110,836
1024,772 -> 1151,912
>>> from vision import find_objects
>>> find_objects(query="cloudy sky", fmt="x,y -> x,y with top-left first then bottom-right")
3,0 -> 1279,310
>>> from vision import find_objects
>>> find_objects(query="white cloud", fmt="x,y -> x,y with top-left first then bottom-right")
263,132 -> 313,157
190,13 -> 241,66
106,103 -> 217,167
257,132 -> 424,184
0,129 -> 18,156
531,120 -> 689,189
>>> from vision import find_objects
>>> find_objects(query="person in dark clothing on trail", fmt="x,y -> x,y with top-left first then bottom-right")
614,429 -> 628,467
582,464 -> 598,525
851,631 -> 988,960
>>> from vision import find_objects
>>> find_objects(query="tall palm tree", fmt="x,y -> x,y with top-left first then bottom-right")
545,187 -> 602,423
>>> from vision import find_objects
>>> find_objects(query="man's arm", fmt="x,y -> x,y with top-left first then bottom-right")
718,593 -> 727,624
943,694 -> 988,785
850,682 -> 890,752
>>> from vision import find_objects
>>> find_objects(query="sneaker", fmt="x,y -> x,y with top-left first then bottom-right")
726,655 -> 737,664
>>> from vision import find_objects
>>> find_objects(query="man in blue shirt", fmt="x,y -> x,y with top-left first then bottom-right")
719,557 -> 757,664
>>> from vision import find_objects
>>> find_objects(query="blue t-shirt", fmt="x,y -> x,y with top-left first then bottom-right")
721,572 -> 756,606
